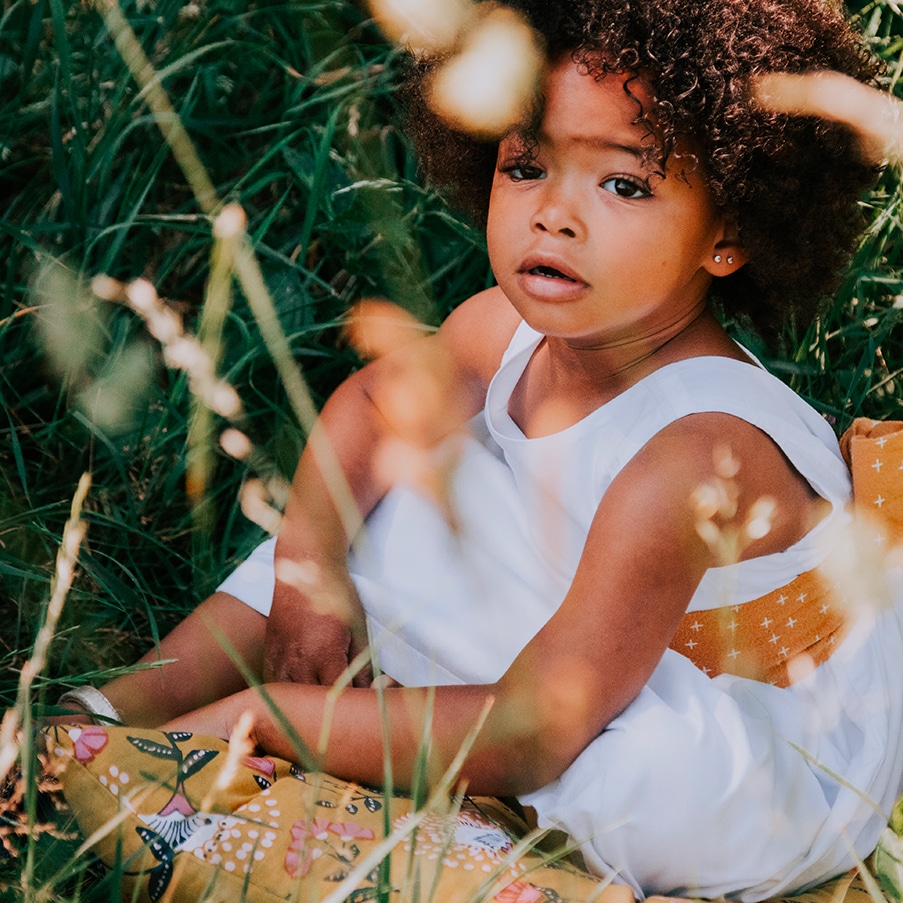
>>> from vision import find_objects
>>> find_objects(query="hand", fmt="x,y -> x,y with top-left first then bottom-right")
263,558 -> 373,688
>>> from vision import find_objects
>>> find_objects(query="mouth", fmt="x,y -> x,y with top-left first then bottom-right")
528,265 -> 578,282
519,254 -> 585,285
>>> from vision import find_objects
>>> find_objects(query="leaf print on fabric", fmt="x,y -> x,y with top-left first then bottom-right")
132,826 -> 176,903
180,747 -> 219,780
69,726 -> 108,763
127,737 -> 180,760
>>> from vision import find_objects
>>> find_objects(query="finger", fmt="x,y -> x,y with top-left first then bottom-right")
348,637 -> 374,688
351,662 -> 375,689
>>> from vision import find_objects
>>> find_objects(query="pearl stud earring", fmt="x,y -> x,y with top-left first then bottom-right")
714,254 -> 722,263
727,255 -> 734,264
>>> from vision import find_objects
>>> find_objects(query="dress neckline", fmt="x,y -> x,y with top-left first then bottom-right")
486,322 -> 763,444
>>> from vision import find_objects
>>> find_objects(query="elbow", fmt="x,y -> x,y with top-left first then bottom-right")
463,687 -> 606,796
464,724 -> 589,797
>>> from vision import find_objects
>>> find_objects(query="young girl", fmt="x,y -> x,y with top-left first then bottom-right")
53,0 -> 903,899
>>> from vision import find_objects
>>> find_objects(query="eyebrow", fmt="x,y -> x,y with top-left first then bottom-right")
568,136 -> 649,158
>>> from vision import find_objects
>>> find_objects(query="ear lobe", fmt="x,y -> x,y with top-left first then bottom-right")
704,221 -> 747,276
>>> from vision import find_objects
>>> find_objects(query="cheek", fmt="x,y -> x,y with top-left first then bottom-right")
485,191 -> 513,264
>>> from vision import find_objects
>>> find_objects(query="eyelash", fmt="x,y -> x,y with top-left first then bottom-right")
601,175 -> 652,199
503,163 -> 544,181
501,164 -> 652,199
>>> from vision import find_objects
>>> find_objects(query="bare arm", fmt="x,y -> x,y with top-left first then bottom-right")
171,410 -> 822,795
263,287 -> 521,687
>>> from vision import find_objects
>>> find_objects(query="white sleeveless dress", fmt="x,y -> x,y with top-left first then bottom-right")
218,321 -> 903,901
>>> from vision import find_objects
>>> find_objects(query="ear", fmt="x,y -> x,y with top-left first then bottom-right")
703,218 -> 747,276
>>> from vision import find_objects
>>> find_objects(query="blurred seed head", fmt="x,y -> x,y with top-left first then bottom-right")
428,5 -> 544,138
35,264 -> 156,435
819,511 -> 895,616
342,298 -> 429,360
745,497 -> 777,542
206,380 -> 242,419
691,445 -> 775,565
266,474 -> 290,510
372,339 -> 457,446
202,709 -> 255,812
368,0 -> 473,53
125,278 -> 159,317
754,71 -> 903,165
220,428 -> 252,461
213,202 -> 246,240
713,444 -> 740,480
240,479 -> 284,536
110,275 -> 247,423
786,652 -> 816,685
35,263 -> 105,386
80,341 -> 156,434
275,557 -> 322,589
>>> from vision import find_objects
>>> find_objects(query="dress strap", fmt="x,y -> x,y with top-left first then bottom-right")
670,417 -> 903,686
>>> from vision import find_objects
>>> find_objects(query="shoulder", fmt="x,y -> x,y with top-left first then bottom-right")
442,285 -> 520,335
609,412 -> 826,563
438,286 -> 522,386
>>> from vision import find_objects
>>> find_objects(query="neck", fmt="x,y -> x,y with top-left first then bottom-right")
544,301 -> 730,393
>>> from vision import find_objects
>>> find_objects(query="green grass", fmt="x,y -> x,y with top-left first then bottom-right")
2,0 -> 903,900
0,0 -> 491,684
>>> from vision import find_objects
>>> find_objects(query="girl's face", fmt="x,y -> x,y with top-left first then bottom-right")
486,59 -> 730,348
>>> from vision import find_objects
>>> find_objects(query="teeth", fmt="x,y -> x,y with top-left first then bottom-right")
531,266 -> 573,280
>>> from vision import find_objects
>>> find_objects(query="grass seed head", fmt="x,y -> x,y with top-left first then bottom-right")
427,5 -> 544,138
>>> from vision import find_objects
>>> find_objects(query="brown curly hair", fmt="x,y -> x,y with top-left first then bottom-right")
401,0 -> 882,339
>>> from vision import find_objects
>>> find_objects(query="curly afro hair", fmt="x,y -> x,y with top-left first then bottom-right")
401,0 -> 882,340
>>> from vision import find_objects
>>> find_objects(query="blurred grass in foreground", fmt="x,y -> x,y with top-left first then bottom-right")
1,0 -> 903,900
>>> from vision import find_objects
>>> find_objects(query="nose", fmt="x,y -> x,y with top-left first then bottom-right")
531,183 -> 583,239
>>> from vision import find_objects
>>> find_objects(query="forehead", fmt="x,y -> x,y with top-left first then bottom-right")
538,60 -> 657,153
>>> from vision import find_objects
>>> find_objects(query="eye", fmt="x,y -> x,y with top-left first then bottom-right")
601,176 -> 651,199
505,164 -> 545,182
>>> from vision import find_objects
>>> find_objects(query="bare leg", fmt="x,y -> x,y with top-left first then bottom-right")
97,592 -> 266,727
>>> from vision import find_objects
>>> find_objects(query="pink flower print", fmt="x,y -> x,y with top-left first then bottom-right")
285,818 -> 333,879
494,879 -> 546,903
70,726 -> 109,764
327,821 -> 375,842
285,845 -> 322,878
243,756 -> 276,778
290,817 -> 333,843
157,791 -> 196,818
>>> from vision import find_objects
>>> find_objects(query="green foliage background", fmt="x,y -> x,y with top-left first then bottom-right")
0,0 -> 491,682
1,0 -> 903,897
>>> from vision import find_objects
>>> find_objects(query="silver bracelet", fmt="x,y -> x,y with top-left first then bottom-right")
57,686 -> 122,724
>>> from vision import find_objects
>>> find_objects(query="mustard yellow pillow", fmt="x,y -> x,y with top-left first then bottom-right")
43,724 -> 625,903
